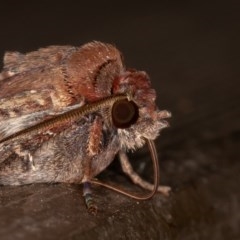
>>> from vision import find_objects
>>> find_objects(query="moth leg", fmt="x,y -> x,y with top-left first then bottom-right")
83,182 -> 97,215
82,117 -> 103,214
119,150 -> 171,196
87,116 -> 102,157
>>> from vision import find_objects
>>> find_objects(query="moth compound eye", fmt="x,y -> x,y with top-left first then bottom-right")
112,100 -> 139,128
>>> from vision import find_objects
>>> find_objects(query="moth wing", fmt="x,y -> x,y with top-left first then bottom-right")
0,46 -> 75,79
0,45 -> 84,128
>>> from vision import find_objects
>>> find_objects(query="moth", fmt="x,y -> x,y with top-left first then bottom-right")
0,41 -> 171,213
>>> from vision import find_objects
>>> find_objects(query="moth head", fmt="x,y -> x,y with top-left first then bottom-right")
112,70 -> 171,150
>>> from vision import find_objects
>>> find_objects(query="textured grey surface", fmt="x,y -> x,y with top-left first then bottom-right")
1,137 -> 239,240
0,1 -> 240,239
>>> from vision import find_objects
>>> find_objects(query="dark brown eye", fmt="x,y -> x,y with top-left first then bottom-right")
112,100 -> 139,128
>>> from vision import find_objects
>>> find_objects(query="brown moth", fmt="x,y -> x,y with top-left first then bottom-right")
0,41 -> 171,213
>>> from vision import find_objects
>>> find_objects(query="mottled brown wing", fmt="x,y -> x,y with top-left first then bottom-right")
0,46 -> 84,141
0,47 -> 81,119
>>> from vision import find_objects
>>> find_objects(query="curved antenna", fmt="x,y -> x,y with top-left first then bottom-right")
90,138 -> 159,200
0,94 -> 128,144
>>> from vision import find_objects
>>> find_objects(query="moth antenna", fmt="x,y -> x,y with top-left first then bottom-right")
90,139 -> 160,200
0,94 -> 128,144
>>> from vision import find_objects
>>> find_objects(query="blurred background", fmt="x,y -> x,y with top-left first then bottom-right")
0,1 -> 239,239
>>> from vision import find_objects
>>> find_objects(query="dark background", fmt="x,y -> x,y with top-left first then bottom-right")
0,1 -> 239,239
